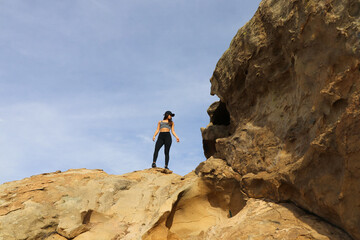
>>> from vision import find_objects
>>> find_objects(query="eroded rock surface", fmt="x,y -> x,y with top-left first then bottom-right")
0,167 -> 351,240
204,198 -> 351,240
202,0 -> 360,238
0,168 -> 186,240
1,0 -> 359,239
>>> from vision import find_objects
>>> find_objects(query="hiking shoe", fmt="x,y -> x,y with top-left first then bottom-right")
164,166 -> 169,170
152,162 -> 156,168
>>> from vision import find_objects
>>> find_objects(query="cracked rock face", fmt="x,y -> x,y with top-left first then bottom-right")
202,0 -> 360,239
0,167 -> 352,239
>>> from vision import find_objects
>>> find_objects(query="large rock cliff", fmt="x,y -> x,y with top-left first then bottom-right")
201,0 -> 360,239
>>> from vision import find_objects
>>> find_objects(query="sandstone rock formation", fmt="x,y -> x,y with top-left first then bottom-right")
0,167 -> 352,239
201,0 -> 360,238
1,0 -> 359,239
0,168 -> 186,240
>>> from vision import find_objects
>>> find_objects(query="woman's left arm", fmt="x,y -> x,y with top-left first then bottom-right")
171,123 -> 180,142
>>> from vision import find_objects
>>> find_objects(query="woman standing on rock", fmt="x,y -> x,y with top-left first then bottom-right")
152,111 -> 180,170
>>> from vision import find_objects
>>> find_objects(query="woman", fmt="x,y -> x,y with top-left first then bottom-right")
152,110 -> 180,170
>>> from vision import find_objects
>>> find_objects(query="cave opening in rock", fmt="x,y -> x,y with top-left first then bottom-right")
210,101 -> 230,126
202,101 -> 231,159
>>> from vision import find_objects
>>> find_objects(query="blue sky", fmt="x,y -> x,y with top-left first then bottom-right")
0,0 -> 261,184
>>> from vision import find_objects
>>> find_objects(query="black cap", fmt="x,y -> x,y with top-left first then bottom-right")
164,111 -> 175,117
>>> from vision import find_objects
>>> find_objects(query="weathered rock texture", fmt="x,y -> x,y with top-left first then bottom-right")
0,167 -> 351,240
202,0 -> 360,239
1,0 -> 359,239
0,168 -> 188,240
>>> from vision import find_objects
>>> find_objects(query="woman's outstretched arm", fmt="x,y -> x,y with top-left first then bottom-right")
153,121 -> 160,141
171,123 -> 180,142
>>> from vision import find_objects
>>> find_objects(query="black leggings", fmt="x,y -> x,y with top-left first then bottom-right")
153,132 -> 172,166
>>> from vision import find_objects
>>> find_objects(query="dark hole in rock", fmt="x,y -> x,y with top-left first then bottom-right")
203,139 -> 216,159
211,101 -> 230,126
349,1 -> 360,17
325,98 -> 348,124
332,98 -> 347,110
82,210 -> 93,224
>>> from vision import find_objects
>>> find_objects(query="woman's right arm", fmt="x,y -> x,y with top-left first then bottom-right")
153,121 -> 160,141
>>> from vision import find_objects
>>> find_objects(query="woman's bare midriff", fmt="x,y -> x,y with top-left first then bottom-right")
160,128 -> 170,132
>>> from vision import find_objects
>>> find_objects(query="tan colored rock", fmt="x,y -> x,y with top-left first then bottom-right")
203,0 -> 360,238
1,167 -> 350,239
204,198 -> 352,240
0,168 -> 189,240
44,233 -> 67,240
